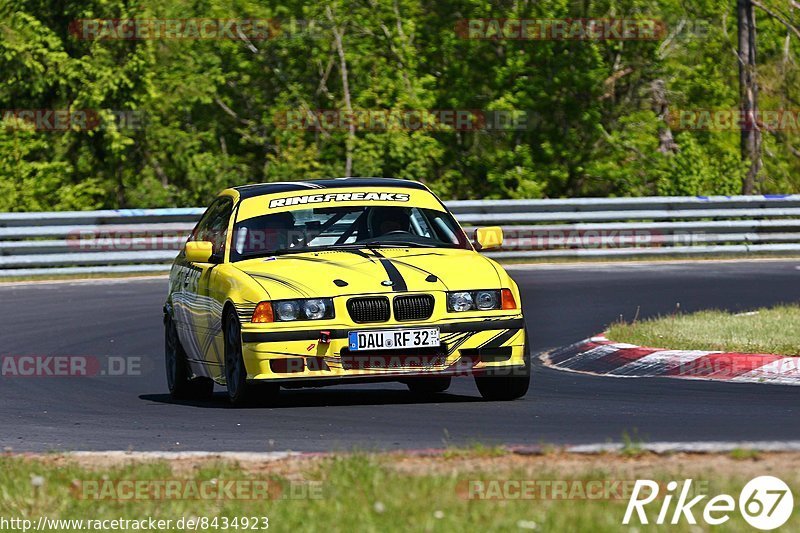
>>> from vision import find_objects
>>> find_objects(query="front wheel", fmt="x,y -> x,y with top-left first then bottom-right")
165,316 -> 214,400
474,329 -> 530,401
224,310 -> 278,406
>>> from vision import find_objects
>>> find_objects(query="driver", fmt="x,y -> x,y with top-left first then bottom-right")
236,211 -> 296,255
367,207 -> 412,237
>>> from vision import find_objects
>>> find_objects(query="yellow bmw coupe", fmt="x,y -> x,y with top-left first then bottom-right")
164,178 -> 529,405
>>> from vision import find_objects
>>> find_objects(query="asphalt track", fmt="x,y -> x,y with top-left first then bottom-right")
1,260 -> 799,452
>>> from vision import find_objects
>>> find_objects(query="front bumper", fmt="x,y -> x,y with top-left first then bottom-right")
240,316 -> 527,382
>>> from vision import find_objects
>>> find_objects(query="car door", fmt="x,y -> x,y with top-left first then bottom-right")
179,197 -> 233,379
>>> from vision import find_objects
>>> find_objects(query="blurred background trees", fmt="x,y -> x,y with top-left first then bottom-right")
1,0 -> 800,210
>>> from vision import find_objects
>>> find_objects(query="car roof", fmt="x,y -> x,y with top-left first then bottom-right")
231,178 -> 429,200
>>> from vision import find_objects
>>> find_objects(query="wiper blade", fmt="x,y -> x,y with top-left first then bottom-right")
271,247 -> 312,255
365,241 -> 436,248
326,241 -> 435,250
240,247 -> 310,259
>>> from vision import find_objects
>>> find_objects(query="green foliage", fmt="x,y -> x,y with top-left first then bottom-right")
2,0 -> 800,210
656,133 -> 744,196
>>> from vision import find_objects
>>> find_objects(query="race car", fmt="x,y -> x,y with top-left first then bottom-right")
164,178 -> 529,405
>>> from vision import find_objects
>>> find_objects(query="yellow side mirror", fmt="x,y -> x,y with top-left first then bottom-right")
474,227 -> 503,250
185,241 -> 214,263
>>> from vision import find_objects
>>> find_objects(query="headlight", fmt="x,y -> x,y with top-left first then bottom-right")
275,300 -> 301,321
448,291 -> 475,312
475,290 -> 499,310
303,299 -> 330,320
260,298 -> 335,322
447,290 -> 502,312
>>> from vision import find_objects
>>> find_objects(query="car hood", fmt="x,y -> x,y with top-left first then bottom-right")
233,248 -> 503,299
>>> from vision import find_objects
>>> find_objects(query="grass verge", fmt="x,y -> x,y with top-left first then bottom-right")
607,304 -> 800,356
1,451 -> 798,532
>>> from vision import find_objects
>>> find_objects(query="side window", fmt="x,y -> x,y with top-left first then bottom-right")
409,208 -> 433,238
423,209 -> 461,245
207,200 -> 233,256
190,198 -> 233,256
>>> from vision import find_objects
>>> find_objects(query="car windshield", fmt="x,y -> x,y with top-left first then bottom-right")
230,205 -> 470,261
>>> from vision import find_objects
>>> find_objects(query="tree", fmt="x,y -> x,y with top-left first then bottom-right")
738,0 -> 762,194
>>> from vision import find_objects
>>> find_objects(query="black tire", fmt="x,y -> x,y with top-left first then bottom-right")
165,316 -> 214,400
224,310 -> 278,406
474,328 -> 531,401
405,376 -> 452,394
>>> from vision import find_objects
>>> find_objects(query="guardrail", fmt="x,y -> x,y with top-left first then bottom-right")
2,195 -> 800,277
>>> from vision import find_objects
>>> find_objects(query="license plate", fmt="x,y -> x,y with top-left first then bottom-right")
348,328 -> 440,351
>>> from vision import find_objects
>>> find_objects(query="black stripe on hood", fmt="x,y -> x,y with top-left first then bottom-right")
369,249 -> 408,291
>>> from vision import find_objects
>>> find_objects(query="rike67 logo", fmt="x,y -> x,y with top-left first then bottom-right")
624,476 -> 794,530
